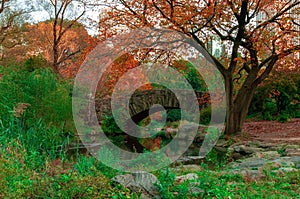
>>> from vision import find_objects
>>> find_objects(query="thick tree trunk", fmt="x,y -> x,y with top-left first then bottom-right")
224,75 -> 257,135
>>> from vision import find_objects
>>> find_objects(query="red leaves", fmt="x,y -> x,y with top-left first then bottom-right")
140,137 -> 162,152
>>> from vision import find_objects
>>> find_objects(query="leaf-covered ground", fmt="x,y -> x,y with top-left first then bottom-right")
241,118 -> 300,144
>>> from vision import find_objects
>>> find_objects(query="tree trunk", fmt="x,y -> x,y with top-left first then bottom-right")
224,75 -> 257,135
224,74 -> 236,135
52,36 -> 60,73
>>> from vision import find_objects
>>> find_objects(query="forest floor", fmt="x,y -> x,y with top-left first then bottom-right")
239,118 -> 300,144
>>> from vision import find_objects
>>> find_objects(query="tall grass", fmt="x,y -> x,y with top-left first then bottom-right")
0,65 -> 74,165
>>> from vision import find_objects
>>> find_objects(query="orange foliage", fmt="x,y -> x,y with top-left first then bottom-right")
97,53 -> 152,98
5,21 -> 93,78
140,137 -> 162,152
26,21 -> 91,78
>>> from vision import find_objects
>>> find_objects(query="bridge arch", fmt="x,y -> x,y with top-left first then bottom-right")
96,89 -> 207,125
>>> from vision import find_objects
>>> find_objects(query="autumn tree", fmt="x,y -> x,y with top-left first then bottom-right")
1,20 -> 91,77
38,0 -> 87,73
0,0 -> 31,61
27,20 -> 91,78
100,0 -> 300,135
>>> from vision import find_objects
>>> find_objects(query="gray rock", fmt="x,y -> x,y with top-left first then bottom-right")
174,174 -> 203,195
187,182 -> 204,195
228,157 -> 298,170
269,158 -> 295,167
112,171 -> 160,197
278,167 -> 298,173
253,151 -> 281,159
175,173 -> 198,183
140,193 -> 153,199
227,158 -> 267,169
234,145 -> 263,154
216,139 -> 230,147
286,148 -> 300,156
214,146 -> 228,153
276,156 -> 300,168
174,156 -> 205,165
239,170 -> 265,179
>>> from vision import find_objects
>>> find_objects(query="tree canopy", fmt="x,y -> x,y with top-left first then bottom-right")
99,0 -> 300,134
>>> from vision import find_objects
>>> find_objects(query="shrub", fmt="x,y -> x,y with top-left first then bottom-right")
249,70 -> 300,120
101,114 -> 122,134
276,113 -> 291,123
185,67 -> 207,92
23,55 -> 52,72
199,106 -> 211,125
167,109 -> 181,122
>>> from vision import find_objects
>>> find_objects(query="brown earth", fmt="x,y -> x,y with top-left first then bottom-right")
239,118 -> 300,144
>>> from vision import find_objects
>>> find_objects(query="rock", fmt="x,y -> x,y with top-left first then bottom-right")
216,139 -> 230,147
173,164 -> 203,172
278,167 -> 298,173
234,145 -> 263,154
253,151 -> 281,159
230,152 -> 244,160
285,156 -> 300,169
239,169 -> 265,179
173,156 -> 205,165
269,158 -> 295,167
175,173 -> 198,183
187,182 -> 204,195
285,148 -> 300,156
214,139 -> 230,153
258,142 -> 283,151
214,146 -> 228,153
228,156 -> 298,170
227,141 -> 300,162
227,157 -> 267,169
194,133 -> 206,143
140,193 -> 153,199
224,141 -> 300,180
174,174 -> 203,195
112,171 -> 160,198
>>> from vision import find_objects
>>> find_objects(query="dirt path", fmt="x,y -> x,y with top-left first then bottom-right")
241,118 -> 300,144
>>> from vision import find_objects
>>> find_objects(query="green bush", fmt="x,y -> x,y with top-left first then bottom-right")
23,54 -> 52,72
185,67 -> 207,92
101,114 -> 122,133
199,106 -> 211,125
249,71 -> 300,120
276,113 -> 291,123
167,109 -> 181,122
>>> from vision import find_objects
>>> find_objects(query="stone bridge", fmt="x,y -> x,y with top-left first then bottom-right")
95,89 -> 209,124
